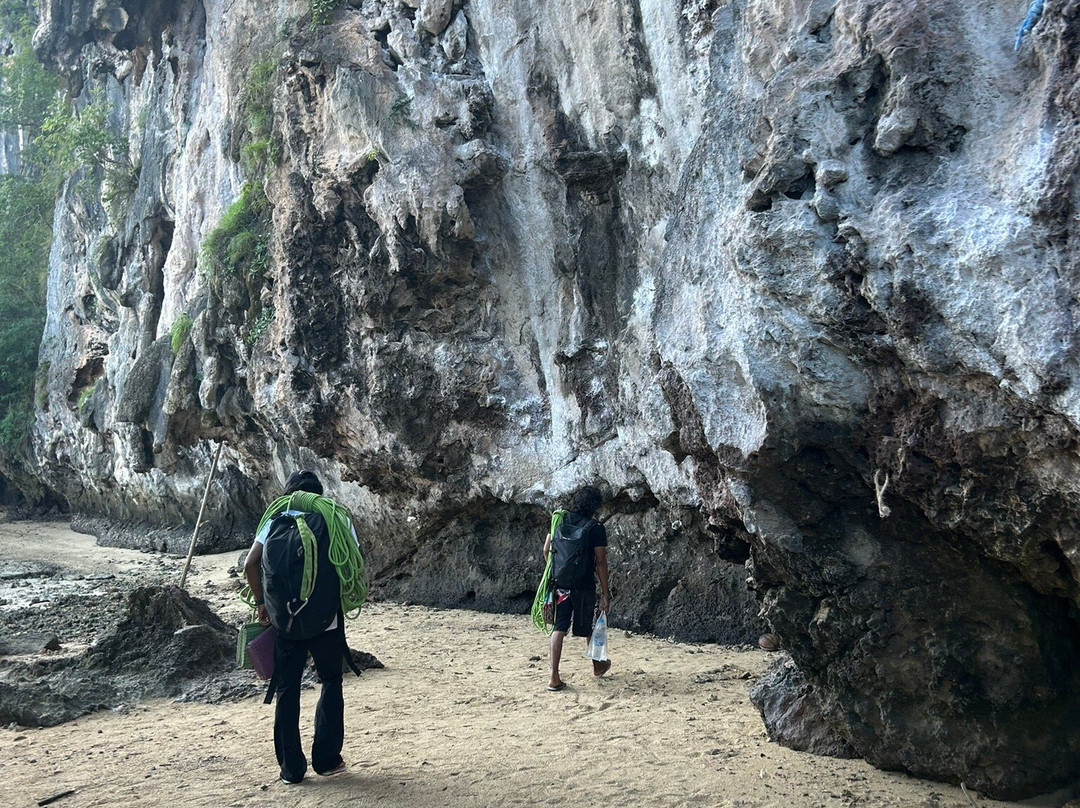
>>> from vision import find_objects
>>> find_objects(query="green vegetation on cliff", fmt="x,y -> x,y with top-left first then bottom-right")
237,59 -> 279,174
200,181 -> 270,280
0,3 -> 57,450
310,0 -> 342,26
170,312 -> 194,354
0,176 -> 52,447
203,57 -> 281,344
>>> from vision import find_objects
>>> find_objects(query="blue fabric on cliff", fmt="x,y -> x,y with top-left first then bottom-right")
1015,0 -> 1045,51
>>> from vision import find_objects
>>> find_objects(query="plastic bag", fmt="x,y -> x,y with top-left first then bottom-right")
587,611 -> 608,661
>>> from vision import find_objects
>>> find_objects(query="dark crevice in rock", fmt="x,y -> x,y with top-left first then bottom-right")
605,484 -> 661,515
67,356 -> 104,405
782,169 -> 815,200
113,1 -> 178,63
554,149 -> 629,195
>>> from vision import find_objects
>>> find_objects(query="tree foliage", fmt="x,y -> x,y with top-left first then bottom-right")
0,20 -> 54,130
0,175 -> 51,447
0,3 -> 56,450
32,98 -> 130,191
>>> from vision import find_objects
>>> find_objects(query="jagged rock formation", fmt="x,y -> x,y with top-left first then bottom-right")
21,0 -> 761,648
749,652 -> 856,759
7,0 -> 1080,798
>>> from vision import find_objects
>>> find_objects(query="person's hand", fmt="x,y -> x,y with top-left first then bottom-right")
600,594 -> 609,613
257,603 -> 270,626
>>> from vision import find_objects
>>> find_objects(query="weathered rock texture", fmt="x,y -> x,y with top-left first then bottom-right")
750,652 -> 857,759
7,0 -> 1080,798
20,0 -> 761,647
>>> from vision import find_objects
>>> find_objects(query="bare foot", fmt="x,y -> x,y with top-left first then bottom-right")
547,680 -> 566,691
593,659 -> 611,677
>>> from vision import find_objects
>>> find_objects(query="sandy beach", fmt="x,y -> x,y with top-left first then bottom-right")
0,520 -> 1039,808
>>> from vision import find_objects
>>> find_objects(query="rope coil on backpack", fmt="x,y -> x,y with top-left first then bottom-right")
240,491 -> 369,617
531,509 -> 566,633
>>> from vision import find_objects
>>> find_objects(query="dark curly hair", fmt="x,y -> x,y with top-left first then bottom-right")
569,485 -> 602,517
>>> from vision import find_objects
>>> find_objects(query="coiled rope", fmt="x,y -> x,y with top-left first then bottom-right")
530,510 -> 566,633
240,491 -> 368,618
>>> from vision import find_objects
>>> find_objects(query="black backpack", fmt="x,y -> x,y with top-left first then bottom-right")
261,510 -> 341,640
551,515 -> 595,589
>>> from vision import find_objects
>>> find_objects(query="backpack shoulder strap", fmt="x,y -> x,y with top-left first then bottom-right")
339,618 -> 362,677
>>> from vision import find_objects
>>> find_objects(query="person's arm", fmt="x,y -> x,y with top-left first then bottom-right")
594,546 -> 610,613
243,540 -> 270,625
543,531 -> 552,562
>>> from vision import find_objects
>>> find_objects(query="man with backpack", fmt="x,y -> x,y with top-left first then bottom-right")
543,485 -> 612,691
243,470 -> 367,785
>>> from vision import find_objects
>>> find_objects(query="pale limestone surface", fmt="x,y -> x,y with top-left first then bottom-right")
12,0 -> 1080,797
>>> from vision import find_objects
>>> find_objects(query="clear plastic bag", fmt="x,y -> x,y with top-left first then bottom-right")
587,611 -> 608,661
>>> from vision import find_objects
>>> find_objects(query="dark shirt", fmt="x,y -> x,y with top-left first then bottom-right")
561,511 -> 607,583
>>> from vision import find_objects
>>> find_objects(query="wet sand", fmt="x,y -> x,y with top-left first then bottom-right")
0,519 -> 1038,808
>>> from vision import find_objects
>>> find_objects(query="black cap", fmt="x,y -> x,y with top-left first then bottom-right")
284,470 -> 323,496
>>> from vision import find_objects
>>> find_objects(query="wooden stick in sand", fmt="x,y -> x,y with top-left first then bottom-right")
178,441 -> 223,590
37,790 -> 76,806
960,782 -> 980,808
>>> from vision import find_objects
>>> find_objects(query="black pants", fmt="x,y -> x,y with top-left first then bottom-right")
273,627 -> 345,781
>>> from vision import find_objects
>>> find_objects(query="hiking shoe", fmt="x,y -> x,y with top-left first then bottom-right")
318,761 -> 347,777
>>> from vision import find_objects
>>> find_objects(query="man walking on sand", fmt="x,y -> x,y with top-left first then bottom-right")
544,485 -> 612,691
244,469 -> 364,785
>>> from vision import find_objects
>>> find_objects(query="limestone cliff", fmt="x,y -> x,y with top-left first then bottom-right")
11,0 -> 1080,798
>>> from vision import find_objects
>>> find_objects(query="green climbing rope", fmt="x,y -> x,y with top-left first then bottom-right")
239,490 -> 368,618
530,509 -> 566,633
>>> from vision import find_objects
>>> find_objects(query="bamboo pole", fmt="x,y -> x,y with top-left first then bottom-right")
178,441 -> 224,590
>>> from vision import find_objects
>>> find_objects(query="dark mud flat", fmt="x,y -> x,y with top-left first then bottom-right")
1,562 -> 129,645
0,583 -> 262,727
0,520 -> 380,728
0,519 -> 271,725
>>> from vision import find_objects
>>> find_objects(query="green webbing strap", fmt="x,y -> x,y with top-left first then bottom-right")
294,514 -> 318,600
239,490 -> 369,617
531,510 -> 566,633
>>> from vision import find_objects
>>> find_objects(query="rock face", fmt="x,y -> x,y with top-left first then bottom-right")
749,653 -> 856,759
20,0 -> 762,646
8,0 -> 1080,797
